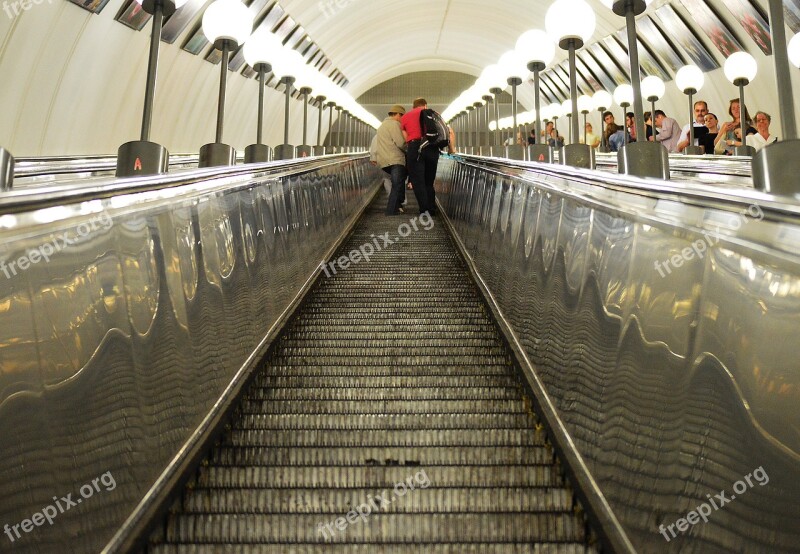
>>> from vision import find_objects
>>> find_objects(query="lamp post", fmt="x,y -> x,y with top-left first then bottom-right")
243,31 -> 281,163
606,0 -> 668,178
561,99 -> 574,144
325,101 -> 336,154
723,52 -> 757,157
613,84 -> 633,143
546,0 -> 596,169
272,49 -> 308,160
198,0 -> 253,167
117,0 -> 189,176
334,105 -> 343,152
674,65 -> 705,155
342,110 -> 351,152
296,85 -> 314,157
481,94 -> 493,155
478,64 -> 507,157
465,105 -> 475,154
313,94 -> 327,156
578,94 -> 592,146
473,101 -> 483,153
592,90 -> 612,152
0,147 -> 12,191
753,20 -> 800,192
499,50 -> 528,160
641,75 -> 665,143
548,102 -> 563,146
517,29 -> 556,163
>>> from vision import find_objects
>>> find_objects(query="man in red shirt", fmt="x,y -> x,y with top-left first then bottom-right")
401,97 -> 439,215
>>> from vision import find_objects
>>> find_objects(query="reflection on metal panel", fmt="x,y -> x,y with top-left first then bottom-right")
437,157 -> 800,552
0,157 -> 381,553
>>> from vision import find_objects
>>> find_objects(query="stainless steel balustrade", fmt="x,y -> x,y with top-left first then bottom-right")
436,155 -> 800,553
0,154 -> 383,553
458,149 -> 755,186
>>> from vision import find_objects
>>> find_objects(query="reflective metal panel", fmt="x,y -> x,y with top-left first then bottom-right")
436,156 -> 800,553
0,157 -> 381,553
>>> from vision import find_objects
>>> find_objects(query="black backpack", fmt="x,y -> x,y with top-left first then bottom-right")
419,109 -> 449,151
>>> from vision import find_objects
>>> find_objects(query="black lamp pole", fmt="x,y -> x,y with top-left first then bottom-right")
199,38 -> 238,167
245,62 -> 273,163
116,0 -> 175,176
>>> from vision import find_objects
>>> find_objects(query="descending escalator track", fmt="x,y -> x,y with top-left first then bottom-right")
147,192 -> 599,553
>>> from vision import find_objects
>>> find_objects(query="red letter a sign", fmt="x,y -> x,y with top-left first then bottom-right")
134,158 -> 143,171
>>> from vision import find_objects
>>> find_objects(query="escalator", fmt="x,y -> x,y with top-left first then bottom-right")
146,191 -> 600,553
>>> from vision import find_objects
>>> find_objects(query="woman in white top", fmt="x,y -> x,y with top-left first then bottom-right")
745,111 -> 777,151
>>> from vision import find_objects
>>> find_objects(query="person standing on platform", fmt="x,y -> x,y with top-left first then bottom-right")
402,98 -> 439,215
746,111 -> 777,151
676,100 -> 709,152
700,112 -> 720,155
375,104 -> 408,215
652,110 -> 681,153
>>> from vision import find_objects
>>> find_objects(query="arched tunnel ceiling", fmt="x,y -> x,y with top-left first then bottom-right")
280,0 -> 624,96
355,71 -> 513,123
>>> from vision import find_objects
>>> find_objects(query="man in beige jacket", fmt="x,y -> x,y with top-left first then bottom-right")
374,104 -> 408,215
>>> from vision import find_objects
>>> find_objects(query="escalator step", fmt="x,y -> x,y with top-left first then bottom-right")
148,193 -> 597,552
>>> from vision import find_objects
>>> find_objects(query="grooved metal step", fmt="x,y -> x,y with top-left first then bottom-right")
147,193 -> 598,552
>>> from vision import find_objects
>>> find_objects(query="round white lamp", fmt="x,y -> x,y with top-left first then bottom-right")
499,49 -> 528,159
243,31 -> 283,162
272,49 -> 306,159
724,51 -> 758,156
789,34 -> 800,68
613,83 -> 633,143
675,64 -> 705,155
641,75 -> 665,134
516,29 -> 555,153
546,0 -> 596,167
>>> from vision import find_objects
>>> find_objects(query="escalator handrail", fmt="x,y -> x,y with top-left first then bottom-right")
0,153 -> 367,214
453,154 -> 800,220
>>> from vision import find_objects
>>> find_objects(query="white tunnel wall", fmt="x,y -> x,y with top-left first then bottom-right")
0,0 -> 335,156
1,0 -> 799,155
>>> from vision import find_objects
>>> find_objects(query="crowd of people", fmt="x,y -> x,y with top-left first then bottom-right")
520,98 -> 777,155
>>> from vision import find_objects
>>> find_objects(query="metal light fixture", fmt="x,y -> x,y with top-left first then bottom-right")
546,0 -> 596,169
752,4 -> 799,193
516,29 -> 556,163
473,100 -> 484,154
674,64 -> 705,155
481,94 -> 493,155
294,66 -> 317,158
561,99 -> 574,144
641,75 -> 665,137
723,51 -> 757,157
313,94 -> 327,156
116,0 -> 189,177
0,147 -> 12,191
271,49 -> 306,160
578,94 -> 592,146
613,83 -> 633,143
499,50 -> 528,160
592,90 -> 612,152
199,0 -> 254,167
243,31 -> 281,163
606,0 -> 669,179
479,64 -> 507,156
465,105 -> 475,154
548,101 -> 563,144
324,101 -> 335,154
